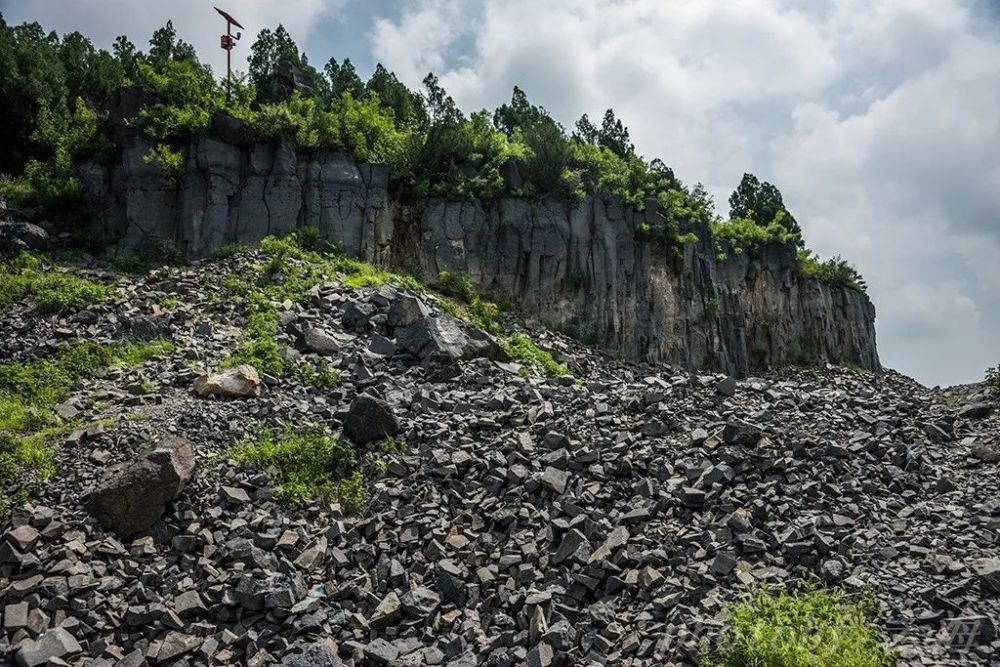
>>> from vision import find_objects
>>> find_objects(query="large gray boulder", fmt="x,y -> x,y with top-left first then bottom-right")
86,437 -> 195,536
396,314 -> 506,363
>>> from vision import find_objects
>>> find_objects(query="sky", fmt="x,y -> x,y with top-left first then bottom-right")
3,0 -> 998,387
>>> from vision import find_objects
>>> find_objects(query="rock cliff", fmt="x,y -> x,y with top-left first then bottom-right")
80,133 -> 879,376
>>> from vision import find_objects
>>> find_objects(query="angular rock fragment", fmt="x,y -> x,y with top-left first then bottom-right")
343,394 -> 400,444
86,437 -> 195,536
193,365 -> 263,398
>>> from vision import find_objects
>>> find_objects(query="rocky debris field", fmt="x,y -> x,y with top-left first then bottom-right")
1,249 -> 999,667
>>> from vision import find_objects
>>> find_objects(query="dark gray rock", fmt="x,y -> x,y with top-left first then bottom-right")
86,437 -> 195,536
0,221 -> 49,255
14,627 -> 81,667
343,394 -> 400,444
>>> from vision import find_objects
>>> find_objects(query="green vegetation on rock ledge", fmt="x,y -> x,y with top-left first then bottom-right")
0,14 -> 864,292
703,584 -> 897,667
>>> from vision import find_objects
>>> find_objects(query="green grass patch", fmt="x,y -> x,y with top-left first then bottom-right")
0,339 -> 173,514
0,252 -> 107,314
502,332 -> 570,378
703,584 -> 897,667
232,426 -> 367,513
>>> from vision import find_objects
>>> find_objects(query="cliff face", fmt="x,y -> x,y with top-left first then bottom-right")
80,134 -> 879,376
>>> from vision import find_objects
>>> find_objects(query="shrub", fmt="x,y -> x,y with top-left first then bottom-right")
232,426 -> 367,512
702,584 -> 897,667
710,217 -> 797,258
797,250 -> 867,293
143,143 -> 185,181
986,365 -> 1000,394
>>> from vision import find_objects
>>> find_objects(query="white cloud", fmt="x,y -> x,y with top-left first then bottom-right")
367,0 -> 1000,386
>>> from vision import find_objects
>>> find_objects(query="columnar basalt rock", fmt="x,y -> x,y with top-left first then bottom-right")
81,132 -> 879,376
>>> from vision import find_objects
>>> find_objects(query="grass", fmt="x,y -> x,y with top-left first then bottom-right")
702,584 -> 897,667
502,332 -> 570,378
0,338 -> 174,514
232,426 -> 367,513
0,252 -> 108,314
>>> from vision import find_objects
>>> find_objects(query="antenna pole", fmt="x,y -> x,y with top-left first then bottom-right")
226,19 -> 232,99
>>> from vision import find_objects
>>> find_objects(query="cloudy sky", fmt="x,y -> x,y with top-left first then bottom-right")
4,0 -> 998,387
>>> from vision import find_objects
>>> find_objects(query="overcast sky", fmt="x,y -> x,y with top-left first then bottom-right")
3,0 -> 998,387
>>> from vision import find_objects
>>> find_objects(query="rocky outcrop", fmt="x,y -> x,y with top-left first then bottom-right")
80,133 -> 879,376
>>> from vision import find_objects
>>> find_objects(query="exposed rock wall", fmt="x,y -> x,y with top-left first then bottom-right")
81,134 -> 879,376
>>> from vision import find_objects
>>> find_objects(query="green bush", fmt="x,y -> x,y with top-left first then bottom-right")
703,584 -> 897,667
797,250 -> 867,293
986,365 -> 1000,394
232,426 -> 366,512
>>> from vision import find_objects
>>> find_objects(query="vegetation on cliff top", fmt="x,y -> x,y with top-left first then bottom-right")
0,13 -> 864,292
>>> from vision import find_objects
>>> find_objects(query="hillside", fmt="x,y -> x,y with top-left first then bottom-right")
0,239 -> 998,666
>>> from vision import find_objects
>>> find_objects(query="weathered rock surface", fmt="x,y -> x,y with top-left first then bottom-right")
81,137 -> 878,377
86,436 -> 195,535
193,364 -> 263,398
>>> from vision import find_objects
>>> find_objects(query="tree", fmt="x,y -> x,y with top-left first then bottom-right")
324,57 -> 363,101
493,86 -> 546,136
112,35 -> 142,83
574,113 -> 598,144
598,109 -> 633,157
147,20 -> 195,68
249,25 -> 323,104
728,172 -> 802,242
366,64 -> 427,130
421,73 -> 462,126
522,116 -> 571,194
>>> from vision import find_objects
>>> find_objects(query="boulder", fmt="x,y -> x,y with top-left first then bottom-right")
387,293 -> 430,328
343,394 -> 400,444
86,437 -> 195,537
0,222 -> 49,255
117,315 -> 172,342
973,557 -> 1000,595
302,327 -> 338,355
14,627 -> 82,667
341,302 -> 375,333
396,314 -> 507,363
194,365 -> 263,398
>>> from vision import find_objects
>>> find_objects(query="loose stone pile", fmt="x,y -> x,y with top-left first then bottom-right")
1,254 -> 998,666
